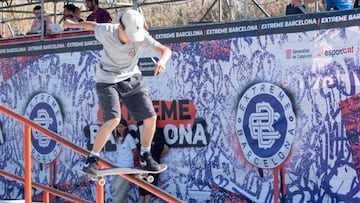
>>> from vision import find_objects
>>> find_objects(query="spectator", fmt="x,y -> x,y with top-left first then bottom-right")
137,122 -> 169,203
63,4 -> 77,22
355,0 -> 359,8
291,0 -> 352,11
111,119 -> 139,203
286,0 -> 306,15
62,4 -> 80,31
85,0 -> 112,23
29,5 -> 52,34
75,6 -> 84,22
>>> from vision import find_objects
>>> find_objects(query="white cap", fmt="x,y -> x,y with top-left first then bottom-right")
121,9 -> 145,42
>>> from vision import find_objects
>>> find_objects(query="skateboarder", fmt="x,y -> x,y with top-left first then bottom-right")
63,9 -> 172,173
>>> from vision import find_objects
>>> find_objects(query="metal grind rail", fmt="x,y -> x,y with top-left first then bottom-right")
0,104 -> 184,203
0,169 -> 92,203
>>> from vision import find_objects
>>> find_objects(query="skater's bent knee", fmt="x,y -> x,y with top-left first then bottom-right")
104,118 -> 121,127
143,116 -> 156,123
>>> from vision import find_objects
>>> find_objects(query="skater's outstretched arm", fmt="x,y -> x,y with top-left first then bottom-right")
63,19 -> 97,31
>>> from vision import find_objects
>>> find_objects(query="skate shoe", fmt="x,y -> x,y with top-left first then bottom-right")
82,156 -> 99,175
140,152 -> 162,171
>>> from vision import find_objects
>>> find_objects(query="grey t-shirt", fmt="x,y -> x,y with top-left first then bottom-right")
94,23 -> 159,83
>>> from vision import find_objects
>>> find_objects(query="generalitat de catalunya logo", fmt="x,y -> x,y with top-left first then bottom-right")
236,82 -> 296,169
24,93 -> 63,164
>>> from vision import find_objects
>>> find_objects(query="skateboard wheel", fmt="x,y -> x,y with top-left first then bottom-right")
146,175 -> 154,183
98,178 -> 106,186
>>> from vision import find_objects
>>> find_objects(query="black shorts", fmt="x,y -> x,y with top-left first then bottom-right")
96,74 -> 156,122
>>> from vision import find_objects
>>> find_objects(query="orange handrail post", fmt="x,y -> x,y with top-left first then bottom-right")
273,168 -> 279,203
24,124 -> 32,203
96,162 -> 104,203
43,191 -> 50,203
96,182 -> 104,203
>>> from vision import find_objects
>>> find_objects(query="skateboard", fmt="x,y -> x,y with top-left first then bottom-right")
80,164 -> 168,186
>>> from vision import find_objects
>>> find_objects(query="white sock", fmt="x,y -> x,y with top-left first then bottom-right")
140,147 -> 150,156
89,151 -> 100,157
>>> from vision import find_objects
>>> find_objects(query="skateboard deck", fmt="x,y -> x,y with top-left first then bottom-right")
95,163 -> 167,176
80,164 -> 167,185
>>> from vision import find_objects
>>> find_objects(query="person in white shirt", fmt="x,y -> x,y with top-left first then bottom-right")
111,119 -> 138,203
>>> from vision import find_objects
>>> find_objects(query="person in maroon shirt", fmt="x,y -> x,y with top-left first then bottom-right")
85,0 -> 112,23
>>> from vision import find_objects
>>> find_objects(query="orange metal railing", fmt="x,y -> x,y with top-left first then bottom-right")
0,169 -> 91,203
0,104 -> 184,203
